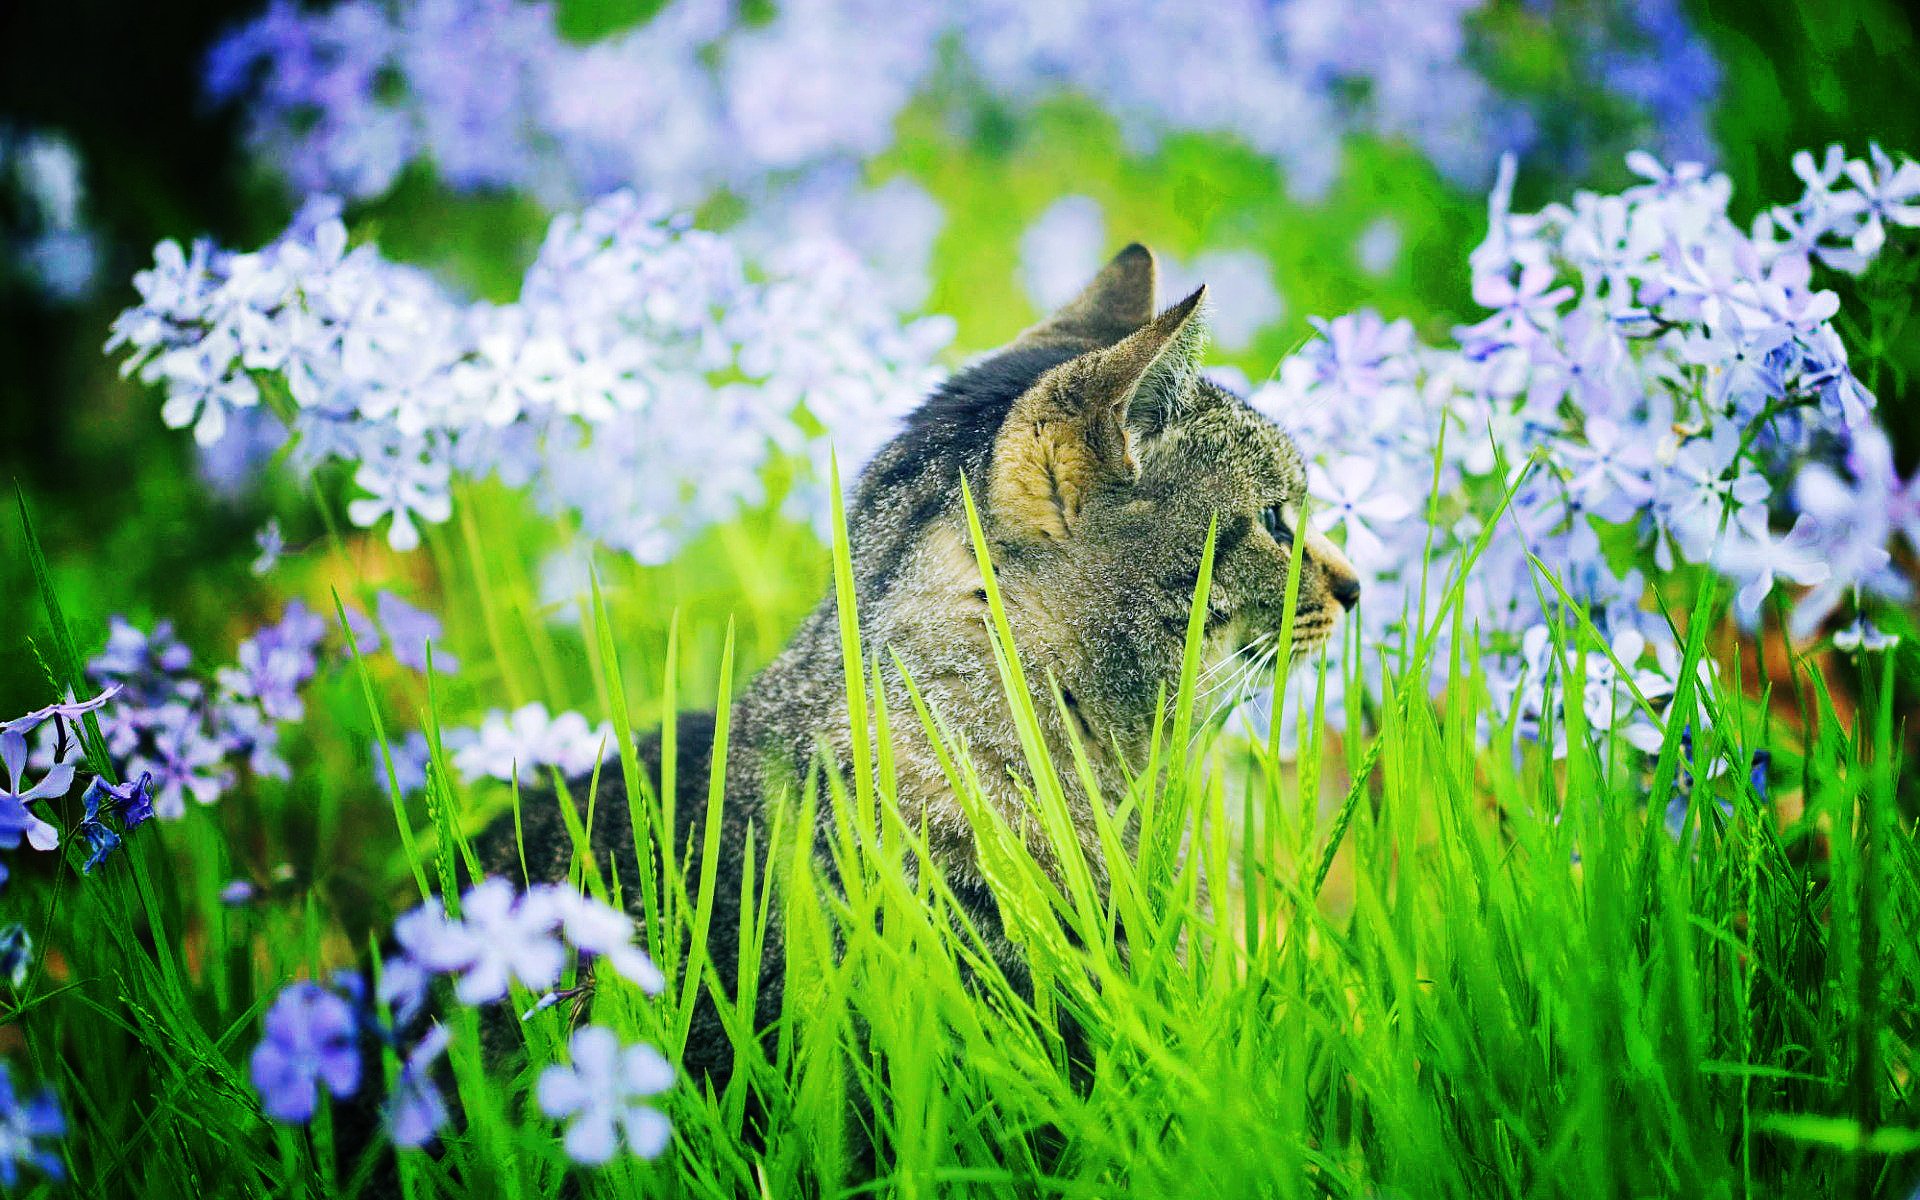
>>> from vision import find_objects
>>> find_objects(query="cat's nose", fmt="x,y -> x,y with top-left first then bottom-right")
1304,529 -> 1361,612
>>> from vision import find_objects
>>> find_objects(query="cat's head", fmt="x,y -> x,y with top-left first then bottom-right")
849,244 -> 1357,731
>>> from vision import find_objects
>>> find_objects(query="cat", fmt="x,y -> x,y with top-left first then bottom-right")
475,242 -> 1360,1098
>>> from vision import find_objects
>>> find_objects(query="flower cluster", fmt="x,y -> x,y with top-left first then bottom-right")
207,0 -> 1716,229
1,124 -> 101,302
67,596 -> 450,825
1,689 -> 146,887
109,192 -> 953,562
1256,146 -> 1918,759
249,877 -> 669,1158
445,704 -> 613,787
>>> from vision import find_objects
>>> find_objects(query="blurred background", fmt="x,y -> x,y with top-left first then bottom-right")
3,0 -> 1919,713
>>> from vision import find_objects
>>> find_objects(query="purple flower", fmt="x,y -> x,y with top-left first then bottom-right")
376,591 -> 455,674
547,889 -> 667,995
451,704 -> 611,784
374,730 -> 432,798
431,878 -> 566,1005
1719,513 -> 1833,623
0,727 -> 70,853
250,980 -> 364,1123
386,1024 -> 451,1148
0,1062 -> 65,1187
1308,456 -> 1415,567
1560,417 -> 1656,522
220,879 -> 259,906
219,602 -> 325,722
213,699 -> 289,780
71,773 -> 154,873
342,606 -> 381,656
138,704 -> 232,819
0,685 -> 119,739
88,617 -> 192,698
383,879 -> 664,1013
536,1025 -> 673,1165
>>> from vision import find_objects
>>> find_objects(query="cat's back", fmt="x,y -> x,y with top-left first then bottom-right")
475,710 -> 719,896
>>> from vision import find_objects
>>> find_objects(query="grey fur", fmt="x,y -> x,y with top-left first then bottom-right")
476,243 -> 1360,1092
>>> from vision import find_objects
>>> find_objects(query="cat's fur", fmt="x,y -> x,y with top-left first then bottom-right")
476,243 -> 1360,1091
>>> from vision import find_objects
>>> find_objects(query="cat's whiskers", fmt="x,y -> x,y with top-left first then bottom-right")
1195,636 -> 1283,728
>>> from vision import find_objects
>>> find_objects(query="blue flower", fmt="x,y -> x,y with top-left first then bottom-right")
218,602 -> 324,723
342,606 -> 382,657
392,878 -> 566,1006
71,772 -> 152,873
0,726 -> 70,853
86,771 -> 155,829
0,1062 -> 65,1187
1749,748 -> 1771,801
87,617 -> 192,699
74,813 -> 120,874
0,924 -> 33,987
386,1024 -> 451,1148
249,980 -> 364,1123
376,591 -> 455,674
536,1025 -> 673,1165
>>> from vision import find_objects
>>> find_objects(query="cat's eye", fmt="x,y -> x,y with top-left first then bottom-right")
1261,501 -> 1297,543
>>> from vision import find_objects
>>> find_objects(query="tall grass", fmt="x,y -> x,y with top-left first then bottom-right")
6,460 -> 1918,1200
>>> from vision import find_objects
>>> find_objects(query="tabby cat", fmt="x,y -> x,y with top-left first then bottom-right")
476,242 -> 1360,1092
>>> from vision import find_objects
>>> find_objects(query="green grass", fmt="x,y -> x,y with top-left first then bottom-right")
5,440 -> 1918,1199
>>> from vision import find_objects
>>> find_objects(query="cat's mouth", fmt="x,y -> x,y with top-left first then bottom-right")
1285,608 -> 1339,659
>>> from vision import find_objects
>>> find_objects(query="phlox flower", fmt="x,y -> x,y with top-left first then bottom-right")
1559,417 -> 1655,522
88,617 -> 192,697
251,519 -> 287,575
387,1025 -> 452,1148
537,1025 -> 674,1165
451,704 -> 611,784
136,703 -> 232,819
1717,514 -> 1832,624
0,726 -> 71,853
1654,428 -> 1771,565
347,442 -> 454,552
72,774 -> 154,873
383,879 -> 666,1017
1841,143 -> 1920,259
375,591 -> 455,674
1308,456 -> 1416,568
250,980 -> 364,1123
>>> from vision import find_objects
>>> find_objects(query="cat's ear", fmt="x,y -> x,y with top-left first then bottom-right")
1012,242 -> 1159,351
990,286 -> 1208,542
